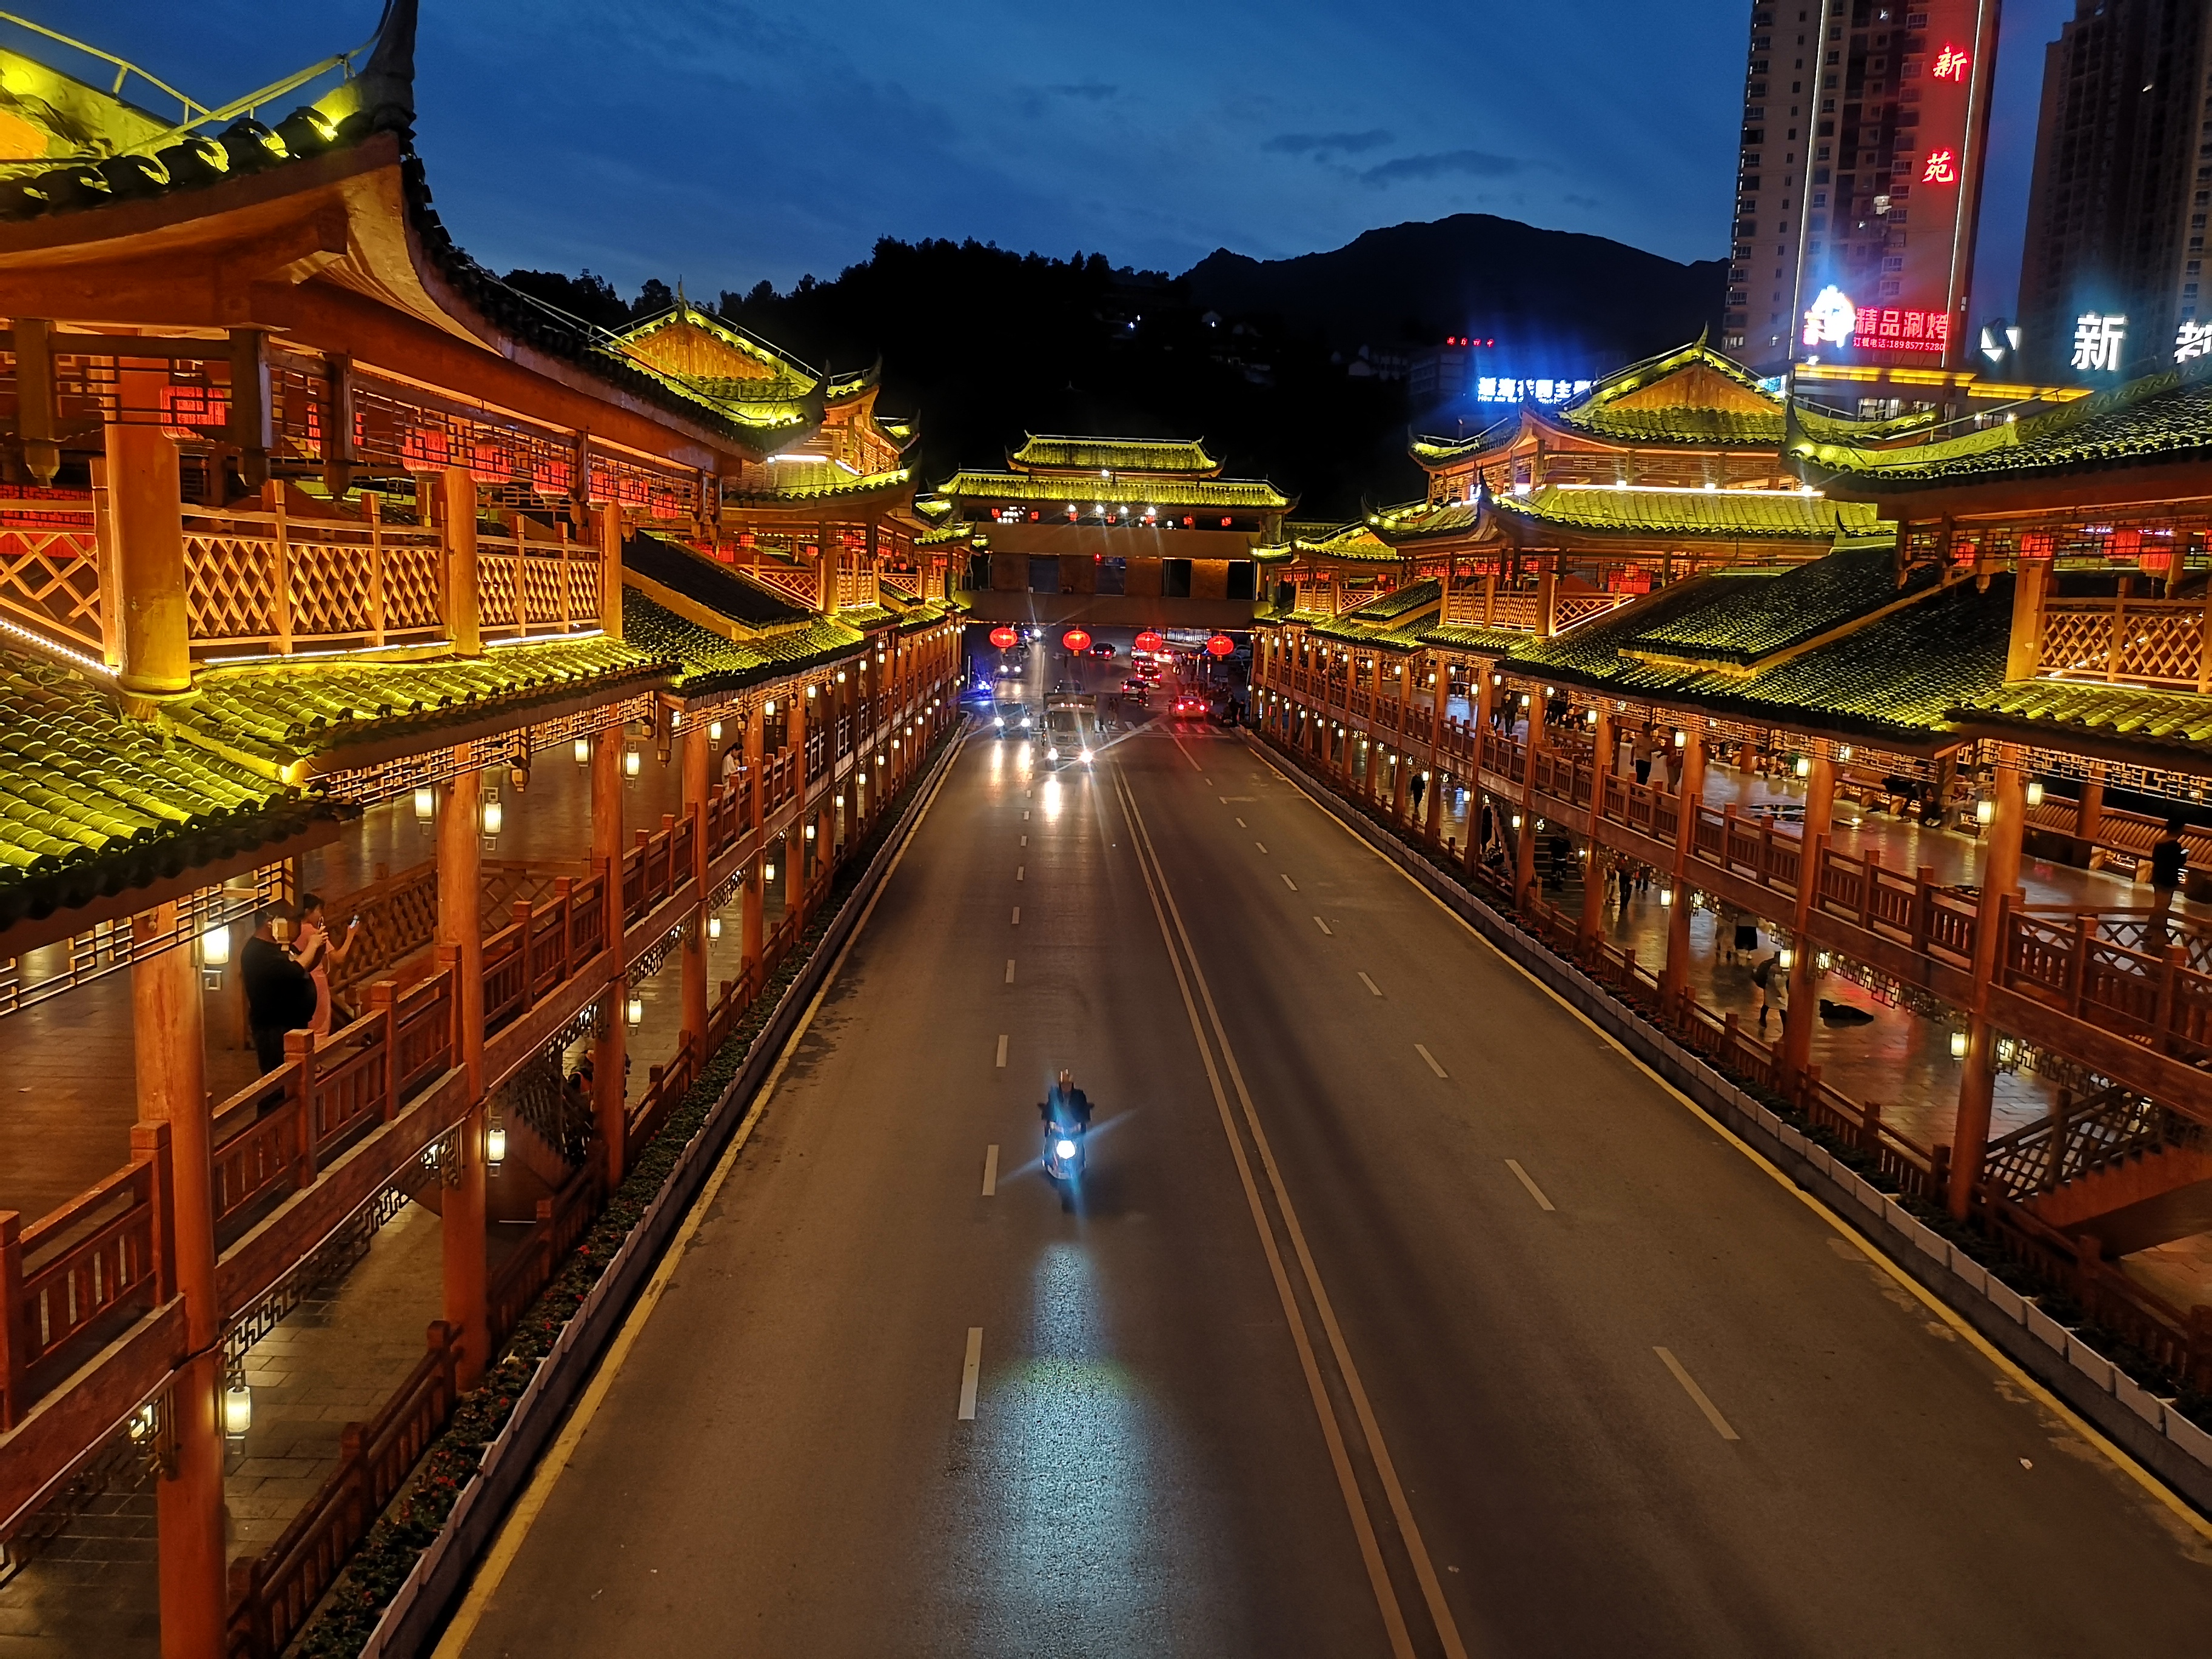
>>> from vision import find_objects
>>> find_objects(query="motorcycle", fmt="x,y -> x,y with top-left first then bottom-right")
1042,1119 -> 1087,1209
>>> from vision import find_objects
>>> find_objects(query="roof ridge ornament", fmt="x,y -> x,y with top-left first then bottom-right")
352,0 -> 417,135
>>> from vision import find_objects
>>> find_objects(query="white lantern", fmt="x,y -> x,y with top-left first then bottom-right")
413,786 -> 435,822
626,994 -> 645,1027
223,1382 -> 253,1438
200,924 -> 231,967
625,748 -> 642,778
1949,1028 -> 1969,1059
485,1118 -> 507,1170
708,914 -> 722,940
574,736 -> 591,766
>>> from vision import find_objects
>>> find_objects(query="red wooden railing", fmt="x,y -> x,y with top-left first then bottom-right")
226,1323 -> 461,1659
486,1166 -> 605,1344
0,1129 -> 169,1429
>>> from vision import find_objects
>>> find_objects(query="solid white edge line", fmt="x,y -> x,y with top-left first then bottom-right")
1245,732 -> 2212,1541
431,729 -> 970,1657
957,1327 -> 983,1420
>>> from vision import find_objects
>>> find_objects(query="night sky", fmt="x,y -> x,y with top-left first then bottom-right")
33,1 -> 2072,317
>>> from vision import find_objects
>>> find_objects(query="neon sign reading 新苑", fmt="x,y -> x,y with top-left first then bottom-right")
1920,149 -> 1959,184
1931,44 -> 1970,81
2073,313 -> 2128,374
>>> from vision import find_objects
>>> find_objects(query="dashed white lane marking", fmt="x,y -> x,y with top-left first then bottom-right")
1016,865 -> 1025,881
1022,810 -> 1030,820
1011,906 -> 1021,925
1235,817 -> 1247,828
1020,834 -> 1027,846
1281,873 -> 1298,891
1004,959 -> 1016,984
1255,841 -> 1269,854
995,1034 -> 1008,1068
1415,1044 -> 1447,1079
1358,971 -> 1383,998
982,1145 -> 999,1196
1313,916 -> 1333,936
959,1329 -> 983,1419
1505,1159 -> 1556,1212
1656,1347 -> 1739,1441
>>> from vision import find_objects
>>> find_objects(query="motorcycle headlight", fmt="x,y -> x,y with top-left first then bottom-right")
1055,1138 -> 1077,1159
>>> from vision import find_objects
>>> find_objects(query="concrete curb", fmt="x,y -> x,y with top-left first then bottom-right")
358,726 -> 972,1657
1253,734 -> 2212,1520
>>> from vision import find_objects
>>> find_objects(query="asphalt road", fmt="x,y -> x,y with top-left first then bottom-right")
443,639 -> 2212,1658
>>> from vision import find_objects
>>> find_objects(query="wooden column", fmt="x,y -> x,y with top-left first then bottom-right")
1422,659 -> 1447,845
1537,561 -> 1558,639
435,757 -> 488,1386
598,501 -> 625,642
2005,554 -> 2049,682
1661,729 -> 1706,1011
441,467 -> 482,658
743,704 -> 767,973
136,904 -> 224,1659
788,684 -> 811,922
1466,667 -> 1498,874
1780,756 -> 1836,1093
1391,662 -> 1415,822
590,732 -> 628,1189
680,716 -> 710,1054
1515,685 -> 1543,908
1948,750 -> 2027,1219
1577,706 -> 1617,951
105,424 -> 192,696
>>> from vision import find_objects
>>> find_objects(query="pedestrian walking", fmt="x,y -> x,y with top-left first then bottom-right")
1410,771 -> 1427,816
1753,949 -> 1781,1031
241,905 -> 317,1074
1632,726 -> 1655,786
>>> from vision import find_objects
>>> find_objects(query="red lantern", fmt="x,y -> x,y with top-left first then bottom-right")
988,625 -> 1019,649
1133,629 -> 1165,654
1061,628 -> 1093,654
1206,633 -> 1236,658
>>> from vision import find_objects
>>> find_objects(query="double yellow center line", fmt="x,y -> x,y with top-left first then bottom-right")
1108,760 -> 1469,1659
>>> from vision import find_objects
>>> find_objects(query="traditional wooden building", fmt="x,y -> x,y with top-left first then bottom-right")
0,9 -> 964,1655
1253,350 -> 2212,1387
927,435 -> 1289,618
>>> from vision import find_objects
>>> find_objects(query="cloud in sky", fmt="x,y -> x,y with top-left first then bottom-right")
1358,149 -> 1529,187
1262,129 -> 1394,156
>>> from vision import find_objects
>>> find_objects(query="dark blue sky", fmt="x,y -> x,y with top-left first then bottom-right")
34,1 -> 2071,317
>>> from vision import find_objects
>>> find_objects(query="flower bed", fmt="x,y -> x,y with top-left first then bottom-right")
292,726 -> 960,1659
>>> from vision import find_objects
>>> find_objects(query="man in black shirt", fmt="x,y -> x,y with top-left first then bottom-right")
241,905 -> 317,1073
2151,818 -> 2190,947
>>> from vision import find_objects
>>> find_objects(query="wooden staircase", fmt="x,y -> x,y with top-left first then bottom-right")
1986,1087 -> 2212,1254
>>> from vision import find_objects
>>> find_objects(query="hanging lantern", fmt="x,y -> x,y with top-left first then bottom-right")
626,993 -> 645,1027
574,736 -> 591,766
1134,629 -> 1165,654
2025,779 -> 2045,808
485,1117 -> 507,1171
625,748 -> 642,778
1206,633 -> 1236,657
200,925 -> 231,968
990,625 -> 1019,649
223,1382 -> 253,1438
1062,628 -> 1093,653
1949,1028 -> 1969,1059
413,786 -> 435,822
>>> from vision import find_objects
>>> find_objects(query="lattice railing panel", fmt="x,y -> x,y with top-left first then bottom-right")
1555,592 -> 1630,632
564,558 -> 600,626
477,551 -> 520,633
386,541 -> 444,631
287,537 -> 375,638
2040,600 -> 2208,689
520,550 -> 566,626
743,563 -> 819,611
184,531 -> 280,644
0,509 -> 102,659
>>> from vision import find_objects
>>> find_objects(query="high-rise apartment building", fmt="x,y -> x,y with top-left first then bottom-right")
1723,1 -> 2000,374
2017,0 -> 2212,383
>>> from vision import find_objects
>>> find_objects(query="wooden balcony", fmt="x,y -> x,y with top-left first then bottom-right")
2034,596 -> 2212,692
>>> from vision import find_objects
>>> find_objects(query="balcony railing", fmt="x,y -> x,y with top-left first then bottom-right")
2037,597 -> 2212,692
0,492 -> 605,671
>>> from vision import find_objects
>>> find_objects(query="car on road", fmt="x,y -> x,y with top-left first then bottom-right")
1171,694 -> 1208,718
1089,643 -> 1114,658
1120,676 -> 1148,699
1041,698 -> 1093,769
992,699 -> 1033,736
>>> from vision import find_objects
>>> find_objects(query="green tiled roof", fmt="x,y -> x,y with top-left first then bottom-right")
0,649 -> 337,929
722,466 -> 912,505
1794,358 -> 2212,493
1410,418 -> 1515,466
622,592 -> 864,695
1626,547 -> 1926,666
1010,435 -> 1220,475
1375,501 -> 1480,544
1352,579 -> 1441,622
628,534 -> 816,626
1510,565 -> 2011,743
173,638 -> 668,768
1560,405 -> 1783,446
837,604 -> 901,631
1949,681 -> 2212,761
1268,521 -> 1403,561
1414,620 -> 1542,654
1491,485 -> 1882,542
936,470 -> 1290,511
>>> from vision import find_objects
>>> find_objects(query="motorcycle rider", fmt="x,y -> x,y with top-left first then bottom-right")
1041,1068 -> 1093,1132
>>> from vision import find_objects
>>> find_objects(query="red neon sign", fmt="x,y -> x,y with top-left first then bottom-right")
1851,308 -> 1951,355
